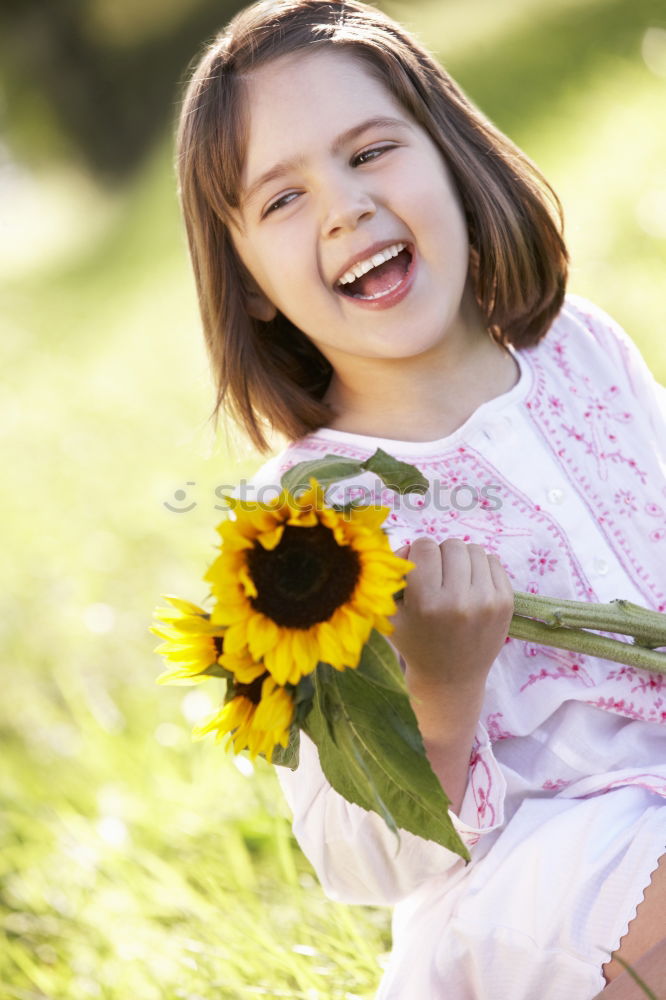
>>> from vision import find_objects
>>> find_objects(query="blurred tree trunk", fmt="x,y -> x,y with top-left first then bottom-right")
0,0 -> 245,182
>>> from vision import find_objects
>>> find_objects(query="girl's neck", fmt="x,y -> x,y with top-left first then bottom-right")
322,320 -> 519,444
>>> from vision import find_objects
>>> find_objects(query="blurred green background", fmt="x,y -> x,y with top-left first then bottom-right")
1,0 -> 665,997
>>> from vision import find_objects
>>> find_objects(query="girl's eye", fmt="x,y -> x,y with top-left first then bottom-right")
262,145 -> 395,219
352,144 -> 394,166
264,191 -> 299,216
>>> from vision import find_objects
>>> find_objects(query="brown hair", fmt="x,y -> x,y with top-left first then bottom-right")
176,0 -> 568,453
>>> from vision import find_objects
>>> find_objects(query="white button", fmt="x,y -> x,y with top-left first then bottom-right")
547,488 -> 565,504
593,558 -> 609,575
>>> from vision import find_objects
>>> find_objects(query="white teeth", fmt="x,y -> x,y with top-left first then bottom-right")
336,242 -> 407,287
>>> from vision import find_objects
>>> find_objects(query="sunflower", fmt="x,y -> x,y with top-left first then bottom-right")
151,595 -> 264,685
204,478 -> 414,686
192,672 -> 295,761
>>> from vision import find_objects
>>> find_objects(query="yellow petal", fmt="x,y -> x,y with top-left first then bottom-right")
346,505 -> 391,531
264,639 -> 292,686
287,509 -> 318,527
212,523 -> 255,550
374,615 -> 395,634
314,620 -> 349,669
352,591 -> 397,617
254,678 -> 294,731
220,652 -> 265,683
222,621 -> 252,654
238,565 -> 259,598
210,597 -> 248,626
256,524 -> 285,550
331,607 -> 369,655
290,629 -> 319,675
156,667 -> 210,685
247,613 -> 279,661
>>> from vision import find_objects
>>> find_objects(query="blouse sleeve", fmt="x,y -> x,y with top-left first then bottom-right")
275,724 -> 506,906
565,294 -> 666,446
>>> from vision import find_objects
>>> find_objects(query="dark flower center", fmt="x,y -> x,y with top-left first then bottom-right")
235,672 -> 268,705
246,522 -> 361,628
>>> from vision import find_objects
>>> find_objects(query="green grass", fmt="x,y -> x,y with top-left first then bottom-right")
2,0 -> 665,995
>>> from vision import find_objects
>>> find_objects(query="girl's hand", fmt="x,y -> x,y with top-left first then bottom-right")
390,537 -> 514,692
389,537 -> 514,812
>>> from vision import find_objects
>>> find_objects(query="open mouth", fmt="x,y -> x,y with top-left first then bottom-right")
336,245 -> 413,301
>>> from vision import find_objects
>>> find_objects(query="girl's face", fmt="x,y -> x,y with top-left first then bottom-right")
230,47 -> 482,372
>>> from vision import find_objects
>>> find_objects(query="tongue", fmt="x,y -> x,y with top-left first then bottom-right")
347,249 -> 410,298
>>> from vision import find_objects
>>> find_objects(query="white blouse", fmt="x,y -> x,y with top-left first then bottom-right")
245,295 -> 666,996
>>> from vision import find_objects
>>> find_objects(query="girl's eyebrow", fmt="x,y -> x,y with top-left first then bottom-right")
242,115 -> 412,208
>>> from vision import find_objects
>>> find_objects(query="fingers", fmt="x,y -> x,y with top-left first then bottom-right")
441,538 -> 477,590
394,538 -> 511,600
463,545 -> 513,619
400,537 -> 444,604
487,552 -> 514,600
487,554 -> 516,633
389,537 -> 514,681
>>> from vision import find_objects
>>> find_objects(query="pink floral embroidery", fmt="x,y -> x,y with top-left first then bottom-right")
584,696 -> 647,721
615,489 -> 638,515
550,337 -> 574,379
527,547 -> 558,576
485,713 -> 515,742
631,674 -> 665,695
468,747 -> 496,827
524,317 -> 666,613
542,778 -> 572,791
519,645 -> 595,690
581,773 -> 666,797
606,665 -> 639,684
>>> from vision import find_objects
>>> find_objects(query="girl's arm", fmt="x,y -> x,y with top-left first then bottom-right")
247,460 -> 512,904
392,537 -> 515,815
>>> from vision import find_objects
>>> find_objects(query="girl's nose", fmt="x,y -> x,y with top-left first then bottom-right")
321,183 -> 376,237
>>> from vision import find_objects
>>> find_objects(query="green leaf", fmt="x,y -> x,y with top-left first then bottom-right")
361,447 -> 429,495
269,675 -> 314,769
293,674 -> 315,720
281,448 -> 428,506
281,457 -> 365,497
200,662 -> 234,681
270,724 -> 300,769
302,632 -> 469,860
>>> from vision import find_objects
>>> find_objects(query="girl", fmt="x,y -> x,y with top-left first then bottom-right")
175,1 -> 666,997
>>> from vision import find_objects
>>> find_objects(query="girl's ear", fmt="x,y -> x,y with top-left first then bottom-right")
246,289 -> 278,322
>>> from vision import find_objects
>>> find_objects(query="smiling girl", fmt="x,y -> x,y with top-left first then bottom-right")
175,2 -> 666,997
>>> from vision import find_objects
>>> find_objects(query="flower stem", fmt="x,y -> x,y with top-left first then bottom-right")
510,590 -> 666,675
513,591 -> 666,647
